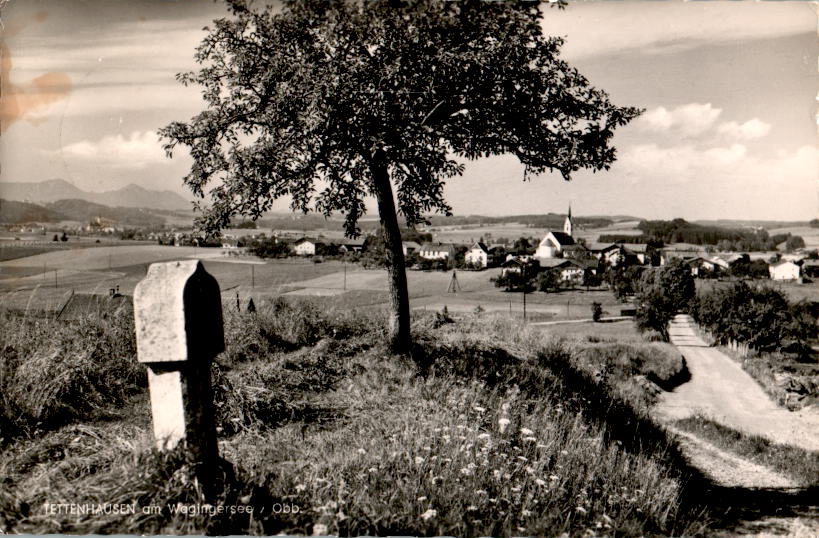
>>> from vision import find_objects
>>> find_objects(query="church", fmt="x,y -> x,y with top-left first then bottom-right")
534,207 -> 577,260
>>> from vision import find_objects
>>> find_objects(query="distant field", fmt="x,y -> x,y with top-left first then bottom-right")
769,226 -> 819,249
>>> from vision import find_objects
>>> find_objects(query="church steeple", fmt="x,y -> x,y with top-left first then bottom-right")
563,204 -> 573,237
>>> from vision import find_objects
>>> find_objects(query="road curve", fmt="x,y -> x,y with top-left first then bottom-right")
654,315 -> 819,452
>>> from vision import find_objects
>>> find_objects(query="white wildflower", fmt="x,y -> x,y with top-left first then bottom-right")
576,506 -> 587,514
520,427 -> 534,436
498,417 -> 511,433
312,523 -> 329,536
417,496 -> 427,502
534,478 -> 546,486
356,448 -> 366,455
415,456 -> 425,465
474,406 -> 487,413
420,508 -> 437,521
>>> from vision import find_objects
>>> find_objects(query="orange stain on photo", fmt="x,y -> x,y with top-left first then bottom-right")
0,10 -> 72,133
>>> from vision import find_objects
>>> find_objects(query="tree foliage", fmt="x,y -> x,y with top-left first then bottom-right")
160,0 -> 641,235
634,260 -> 695,340
159,0 -> 641,351
692,282 -> 817,353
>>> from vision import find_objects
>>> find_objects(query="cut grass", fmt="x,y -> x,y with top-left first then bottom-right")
673,415 -> 819,487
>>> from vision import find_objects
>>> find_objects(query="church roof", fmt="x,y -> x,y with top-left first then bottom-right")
548,231 -> 576,246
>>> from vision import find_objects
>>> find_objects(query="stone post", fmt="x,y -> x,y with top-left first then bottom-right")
133,260 -> 224,472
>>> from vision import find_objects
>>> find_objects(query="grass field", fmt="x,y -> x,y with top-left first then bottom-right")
769,226 -> 819,249
0,246 -> 632,324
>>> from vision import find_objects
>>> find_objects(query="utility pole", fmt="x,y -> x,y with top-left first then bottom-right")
523,287 -> 527,322
54,270 -> 58,289
251,265 -> 255,289
343,262 -> 347,290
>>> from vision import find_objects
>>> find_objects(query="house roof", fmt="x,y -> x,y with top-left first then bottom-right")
589,242 -> 617,252
469,242 -> 489,253
770,260 -> 798,268
539,258 -> 573,269
420,242 -> 456,253
402,241 -> 422,249
547,231 -> 575,246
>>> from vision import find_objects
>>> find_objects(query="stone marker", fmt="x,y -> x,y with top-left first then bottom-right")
133,260 -> 223,469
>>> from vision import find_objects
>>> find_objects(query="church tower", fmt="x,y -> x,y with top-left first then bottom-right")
563,205 -> 573,237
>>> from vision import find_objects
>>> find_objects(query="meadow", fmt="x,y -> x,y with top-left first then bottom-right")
0,296 -> 716,535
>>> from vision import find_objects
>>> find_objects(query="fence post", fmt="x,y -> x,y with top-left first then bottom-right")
133,260 -> 224,487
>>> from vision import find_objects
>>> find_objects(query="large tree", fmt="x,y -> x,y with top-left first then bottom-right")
160,0 -> 641,353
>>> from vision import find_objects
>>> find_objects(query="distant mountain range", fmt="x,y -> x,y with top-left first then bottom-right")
0,179 -> 191,211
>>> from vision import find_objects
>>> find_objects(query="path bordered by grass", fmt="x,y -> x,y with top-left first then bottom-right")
673,415 -> 819,488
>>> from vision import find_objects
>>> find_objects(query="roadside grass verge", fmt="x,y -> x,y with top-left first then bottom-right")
1,306 -> 712,535
673,415 -> 819,487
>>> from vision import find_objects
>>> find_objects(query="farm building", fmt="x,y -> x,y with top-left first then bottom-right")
686,256 -> 730,277
293,238 -> 325,256
465,242 -> 490,268
418,242 -> 456,260
769,260 -> 801,282
402,241 -> 422,256
338,240 -> 364,253
540,258 -> 593,283
501,257 -> 529,276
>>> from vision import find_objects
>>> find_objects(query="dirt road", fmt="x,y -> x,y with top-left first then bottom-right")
655,314 -> 819,452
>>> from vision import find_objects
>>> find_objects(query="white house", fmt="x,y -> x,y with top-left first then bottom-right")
769,260 -> 801,282
418,242 -> 456,260
294,238 -> 323,256
465,242 -> 490,268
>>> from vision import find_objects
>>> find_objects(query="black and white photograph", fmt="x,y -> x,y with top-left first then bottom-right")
0,0 -> 818,535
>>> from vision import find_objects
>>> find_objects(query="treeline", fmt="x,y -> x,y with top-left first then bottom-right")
600,219 -> 805,251
692,282 -> 817,354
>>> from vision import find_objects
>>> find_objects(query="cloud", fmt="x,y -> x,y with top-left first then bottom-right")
541,2 -> 815,59
59,131 -> 167,168
617,142 -> 818,186
636,103 -> 722,137
717,119 -> 772,141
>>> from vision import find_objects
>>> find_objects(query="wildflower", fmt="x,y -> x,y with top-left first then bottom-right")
536,443 -> 547,449
475,489 -> 488,495
295,483 -> 307,492
474,406 -> 487,413
466,505 -> 478,511
430,476 -> 443,484
336,511 -> 348,521
492,470 -> 501,479
457,425 -> 467,430
549,475 -> 559,481
516,456 -> 528,462
477,433 -> 491,440
312,523 -> 329,536
368,467 -> 378,473
420,508 -> 437,521
417,496 -> 428,502
523,436 -> 537,443
423,446 -> 431,451
560,450 -> 569,456
511,486 -> 521,493
443,435 -> 451,443
498,417 -> 511,433
534,478 -> 546,486
356,448 -> 366,455
576,506 -> 587,514
522,509 -> 532,517
415,456 -> 425,465
520,427 -> 534,436
501,402 -> 510,412
460,467 -> 473,476
524,466 -> 535,474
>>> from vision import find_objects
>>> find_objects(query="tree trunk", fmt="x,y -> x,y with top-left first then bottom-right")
369,151 -> 412,354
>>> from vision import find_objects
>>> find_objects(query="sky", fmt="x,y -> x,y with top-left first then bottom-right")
0,0 -> 817,221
